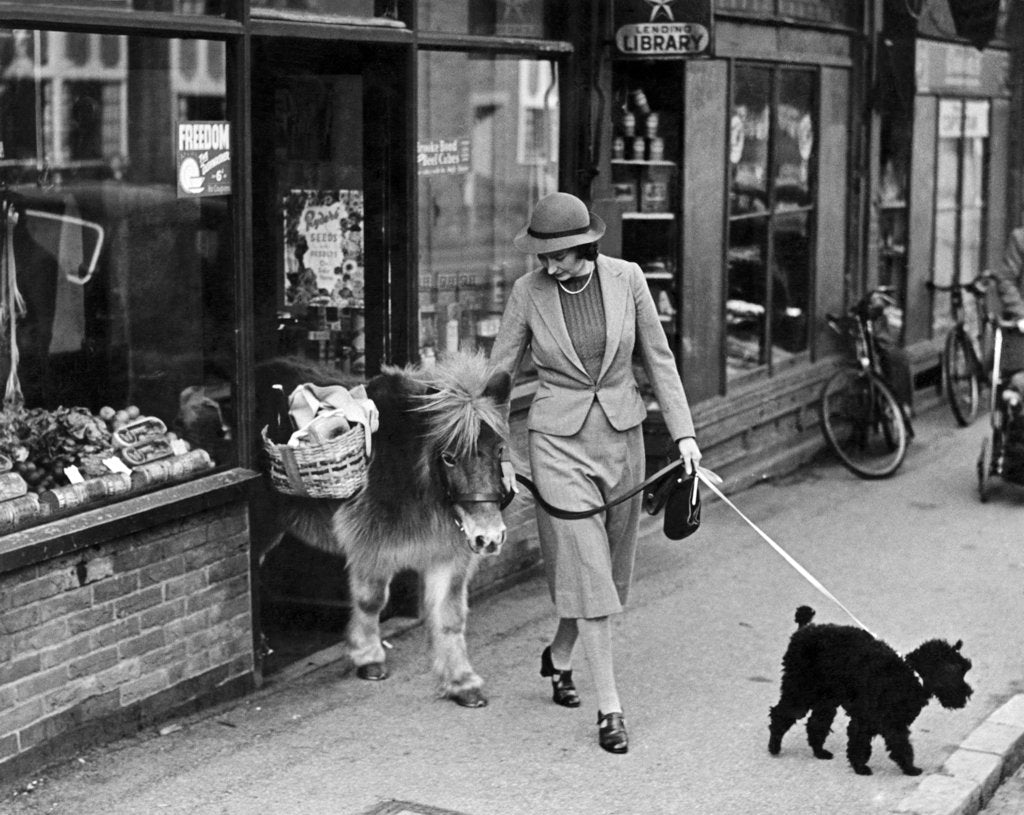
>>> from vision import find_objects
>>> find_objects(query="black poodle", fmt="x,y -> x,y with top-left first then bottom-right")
768,606 -> 973,775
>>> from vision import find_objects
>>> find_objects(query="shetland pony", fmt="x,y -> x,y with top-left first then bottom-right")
253,353 -> 511,708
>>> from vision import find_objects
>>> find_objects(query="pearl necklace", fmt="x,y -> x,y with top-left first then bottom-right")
558,266 -> 595,296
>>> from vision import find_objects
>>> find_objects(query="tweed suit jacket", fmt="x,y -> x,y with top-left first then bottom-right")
996,227 -> 1024,320
489,254 -> 696,442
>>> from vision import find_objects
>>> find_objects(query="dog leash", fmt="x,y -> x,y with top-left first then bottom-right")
695,469 -> 878,639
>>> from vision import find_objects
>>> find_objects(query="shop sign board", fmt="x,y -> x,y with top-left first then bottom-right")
176,121 -> 231,198
417,137 -> 471,176
915,39 -> 1010,97
613,0 -> 713,59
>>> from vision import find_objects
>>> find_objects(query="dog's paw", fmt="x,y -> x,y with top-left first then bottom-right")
852,765 -> 873,776
768,737 -> 782,755
812,748 -> 834,760
902,765 -> 923,776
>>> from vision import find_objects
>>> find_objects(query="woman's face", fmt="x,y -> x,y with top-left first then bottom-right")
537,247 -> 588,281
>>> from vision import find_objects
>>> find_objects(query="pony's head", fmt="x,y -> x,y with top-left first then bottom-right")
412,352 -> 512,556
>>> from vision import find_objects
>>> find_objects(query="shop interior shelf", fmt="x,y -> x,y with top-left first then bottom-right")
611,159 -> 677,168
644,271 -> 673,280
623,211 -> 675,220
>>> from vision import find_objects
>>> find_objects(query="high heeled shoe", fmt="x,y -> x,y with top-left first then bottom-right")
597,710 -> 628,754
540,646 -> 581,708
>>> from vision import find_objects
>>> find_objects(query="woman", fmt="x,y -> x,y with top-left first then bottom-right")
490,192 -> 701,754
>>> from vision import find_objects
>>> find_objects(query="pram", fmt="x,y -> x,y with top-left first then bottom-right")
977,307 -> 1024,501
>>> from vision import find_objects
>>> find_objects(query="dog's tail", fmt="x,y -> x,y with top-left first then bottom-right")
795,606 -> 815,628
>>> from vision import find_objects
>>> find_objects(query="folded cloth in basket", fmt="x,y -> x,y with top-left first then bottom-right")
287,383 -> 379,456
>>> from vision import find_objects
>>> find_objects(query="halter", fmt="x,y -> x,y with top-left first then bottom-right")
438,450 -> 515,528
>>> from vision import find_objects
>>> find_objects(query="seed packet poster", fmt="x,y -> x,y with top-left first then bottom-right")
282,189 -> 364,307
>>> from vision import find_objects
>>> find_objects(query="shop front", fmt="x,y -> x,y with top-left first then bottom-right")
874,2 -> 1012,369
0,0 -> 584,779
589,0 -> 868,478
1,0 -> 1021,781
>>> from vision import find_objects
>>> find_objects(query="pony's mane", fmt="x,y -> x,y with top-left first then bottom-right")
384,351 -> 509,459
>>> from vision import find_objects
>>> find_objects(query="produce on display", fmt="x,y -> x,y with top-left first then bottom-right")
0,402 -> 215,530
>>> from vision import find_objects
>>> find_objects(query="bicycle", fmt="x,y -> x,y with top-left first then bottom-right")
974,311 -> 1024,503
819,287 -> 911,478
926,273 -> 993,427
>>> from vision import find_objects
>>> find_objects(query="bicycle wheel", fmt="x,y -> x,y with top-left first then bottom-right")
819,368 -> 909,478
944,327 -> 980,426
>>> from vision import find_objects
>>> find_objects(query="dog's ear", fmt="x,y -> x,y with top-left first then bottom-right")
954,640 -> 963,651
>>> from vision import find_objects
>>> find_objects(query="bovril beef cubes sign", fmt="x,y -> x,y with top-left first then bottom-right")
614,0 -> 713,59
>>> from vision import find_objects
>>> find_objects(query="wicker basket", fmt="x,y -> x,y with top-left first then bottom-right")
261,424 -> 367,499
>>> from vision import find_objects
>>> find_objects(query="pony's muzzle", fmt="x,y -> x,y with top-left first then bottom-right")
471,528 -> 506,556
455,509 -> 506,556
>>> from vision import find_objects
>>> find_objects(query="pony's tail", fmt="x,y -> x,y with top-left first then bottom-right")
795,606 -> 815,628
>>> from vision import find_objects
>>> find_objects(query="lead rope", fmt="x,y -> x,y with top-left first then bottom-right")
695,467 -> 878,639
0,203 -> 25,412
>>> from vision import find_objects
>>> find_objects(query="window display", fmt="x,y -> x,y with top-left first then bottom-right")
611,62 -> 681,347
932,98 -> 990,337
265,70 -> 367,378
420,0 -> 549,37
0,28 -> 233,531
716,0 -> 861,27
416,51 -> 558,366
878,111 -> 911,343
0,0 -> 227,13
727,64 -> 815,380
250,0 -> 384,18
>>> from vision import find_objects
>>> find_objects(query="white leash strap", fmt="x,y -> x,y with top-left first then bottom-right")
695,467 -> 877,639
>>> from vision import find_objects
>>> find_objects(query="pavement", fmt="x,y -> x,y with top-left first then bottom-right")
4,394 -> 1024,815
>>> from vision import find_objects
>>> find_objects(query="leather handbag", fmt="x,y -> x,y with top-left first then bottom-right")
643,464 -> 701,540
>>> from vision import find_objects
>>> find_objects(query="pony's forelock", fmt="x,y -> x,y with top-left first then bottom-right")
397,352 -> 510,459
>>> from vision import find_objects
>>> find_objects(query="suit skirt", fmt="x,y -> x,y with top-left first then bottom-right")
529,401 -> 645,619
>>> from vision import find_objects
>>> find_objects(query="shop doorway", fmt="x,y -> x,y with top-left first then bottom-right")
249,36 -> 416,676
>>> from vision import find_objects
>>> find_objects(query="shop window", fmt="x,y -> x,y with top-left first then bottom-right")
250,0 -> 377,17
416,51 -> 558,367
0,28 -> 234,532
716,0 -> 861,28
878,109 -> 911,341
0,1 -> 227,13
421,0 -> 550,37
931,98 -> 989,338
727,64 -> 816,381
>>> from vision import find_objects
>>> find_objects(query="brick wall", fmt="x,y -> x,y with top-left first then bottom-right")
0,501 -> 255,780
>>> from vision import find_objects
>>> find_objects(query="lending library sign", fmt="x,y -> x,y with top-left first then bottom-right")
613,0 -> 713,59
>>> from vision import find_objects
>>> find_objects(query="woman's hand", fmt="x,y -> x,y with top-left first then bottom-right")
677,437 -> 702,476
500,460 -> 518,497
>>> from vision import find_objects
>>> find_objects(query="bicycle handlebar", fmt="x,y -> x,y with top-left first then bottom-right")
925,272 -> 993,296
994,316 -> 1024,332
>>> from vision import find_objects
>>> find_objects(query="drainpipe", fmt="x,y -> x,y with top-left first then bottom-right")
1009,1 -> 1024,227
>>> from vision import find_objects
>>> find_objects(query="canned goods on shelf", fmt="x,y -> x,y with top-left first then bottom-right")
631,89 -> 651,115
622,111 -> 636,137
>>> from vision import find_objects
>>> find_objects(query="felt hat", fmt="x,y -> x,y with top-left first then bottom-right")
513,192 -> 606,254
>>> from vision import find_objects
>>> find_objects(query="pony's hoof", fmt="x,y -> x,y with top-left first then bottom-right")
451,687 -> 488,708
356,662 -> 389,681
